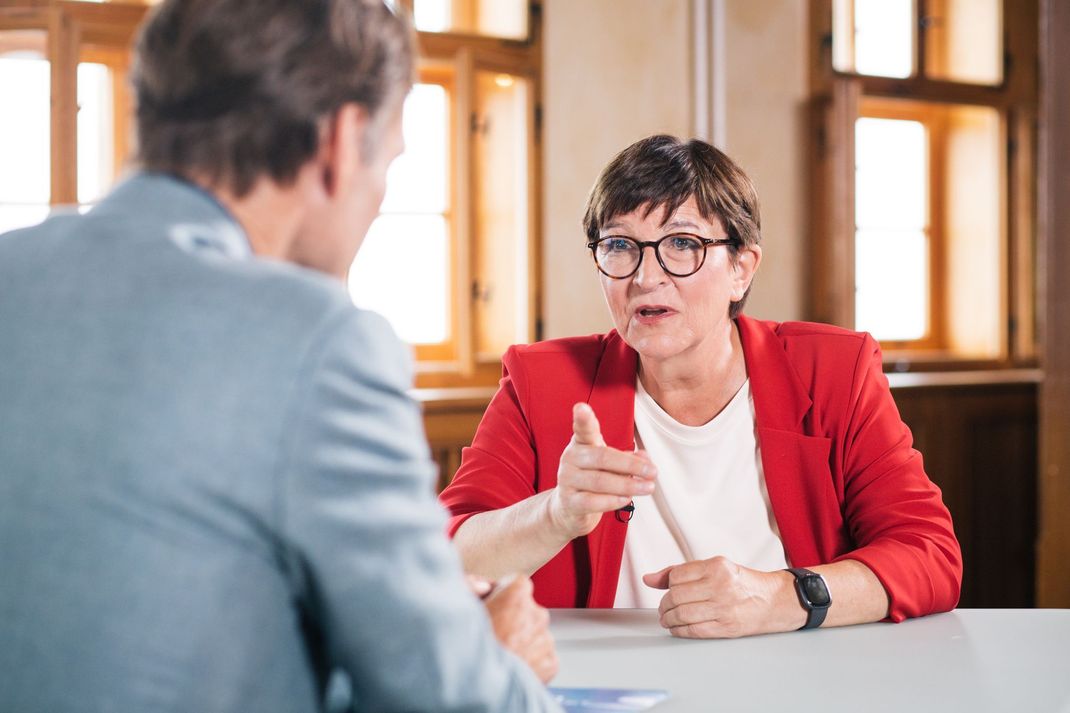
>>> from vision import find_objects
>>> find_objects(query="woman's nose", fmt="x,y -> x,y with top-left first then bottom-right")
633,245 -> 669,287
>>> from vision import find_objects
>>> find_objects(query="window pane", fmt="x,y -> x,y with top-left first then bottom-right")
354,81 -> 451,346
855,115 -> 929,342
856,229 -> 928,341
854,0 -> 914,78
413,0 -> 528,40
0,205 -> 50,236
414,0 -> 451,32
944,104 -> 1003,357
349,214 -> 449,345
923,0 -> 1003,85
0,56 -> 50,204
855,117 -> 926,231
473,71 -> 530,356
77,62 -> 114,205
379,83 -> 448,216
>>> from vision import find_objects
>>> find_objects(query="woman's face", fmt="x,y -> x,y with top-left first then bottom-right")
596,196 -> 761,365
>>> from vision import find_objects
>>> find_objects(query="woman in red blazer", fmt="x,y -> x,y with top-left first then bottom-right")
440,135 -> 962,638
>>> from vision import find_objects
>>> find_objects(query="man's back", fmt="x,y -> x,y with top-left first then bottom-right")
0,174 -> 551,712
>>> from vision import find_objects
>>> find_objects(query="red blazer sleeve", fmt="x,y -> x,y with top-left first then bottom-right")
833,335 -> 963,621
439,346 -> 538,537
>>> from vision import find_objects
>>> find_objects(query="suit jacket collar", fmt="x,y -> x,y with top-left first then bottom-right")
93,172 -> 252,261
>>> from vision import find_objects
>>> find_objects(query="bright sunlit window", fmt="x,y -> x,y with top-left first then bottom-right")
411,0 -> 528,40
0,55 -> 50,235
853,0 -> 914,78
0,55 -> 114,233
413,0 -> 451,32
854,117 -> 929,341
78,62 -> 114,205
818,0 -> 1024,360
349,83 -> 451,345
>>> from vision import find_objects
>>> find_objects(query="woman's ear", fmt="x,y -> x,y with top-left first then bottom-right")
731,244 -> 762,300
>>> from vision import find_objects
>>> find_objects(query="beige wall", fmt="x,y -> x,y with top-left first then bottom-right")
541,0 -> 809,339
720,0 -> 808,323
541,0 -> 692,339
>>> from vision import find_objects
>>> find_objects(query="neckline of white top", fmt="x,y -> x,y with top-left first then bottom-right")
634,377 -> 752,446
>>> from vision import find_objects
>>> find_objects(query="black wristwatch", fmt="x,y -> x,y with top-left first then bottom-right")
786,568 -> 832,630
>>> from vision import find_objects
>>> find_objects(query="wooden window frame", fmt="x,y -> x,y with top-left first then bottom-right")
855,98 -> 947,351
0,1 -> 146,207
809,0 -> 1038,369
404,0 -> 544,389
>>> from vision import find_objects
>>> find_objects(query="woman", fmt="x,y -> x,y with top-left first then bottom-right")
440,135 -> 961,638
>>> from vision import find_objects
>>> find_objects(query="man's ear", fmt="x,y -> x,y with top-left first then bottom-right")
731,244 -> 762,301
319,102 -> 369,199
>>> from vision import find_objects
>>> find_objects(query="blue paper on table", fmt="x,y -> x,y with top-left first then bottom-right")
549,687 -> 670,711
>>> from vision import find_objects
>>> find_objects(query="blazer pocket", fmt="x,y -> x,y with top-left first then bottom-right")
757,428 -> 847,566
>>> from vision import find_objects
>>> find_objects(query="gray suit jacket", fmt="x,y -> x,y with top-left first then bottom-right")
0,174 -> 558,713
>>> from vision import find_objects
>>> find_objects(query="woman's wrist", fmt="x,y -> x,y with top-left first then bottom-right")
543,487 -> 606,543
769,569 -> 809,633
542,489 -> 583,542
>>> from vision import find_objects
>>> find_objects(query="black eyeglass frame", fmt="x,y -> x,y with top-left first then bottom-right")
586,233 -> 737,279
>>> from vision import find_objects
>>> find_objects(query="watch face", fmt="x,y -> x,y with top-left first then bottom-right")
801,575 -> 831,607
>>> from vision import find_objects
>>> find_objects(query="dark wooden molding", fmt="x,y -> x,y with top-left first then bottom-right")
1036,0 -> 1070,607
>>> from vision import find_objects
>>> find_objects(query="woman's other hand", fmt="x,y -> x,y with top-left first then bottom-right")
482,575 -> 559,684
643,557 -> 804,638
547,403 -> 658,539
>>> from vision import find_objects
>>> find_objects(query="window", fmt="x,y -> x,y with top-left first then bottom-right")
0,48 -> 50,235
1,0 -> 542,388
854,113 -> 929,342
360,0 -> 541,387
0,3 -> 142,230
810,0 -> 1036,365
350,79 -> 453,350
411,0 -> 529,39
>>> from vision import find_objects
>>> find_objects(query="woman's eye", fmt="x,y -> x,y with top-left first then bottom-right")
669,236 -> 701,251
605,238 -> 634,252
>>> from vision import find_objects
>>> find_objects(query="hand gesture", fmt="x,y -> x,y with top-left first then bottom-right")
547,403 -> 657,539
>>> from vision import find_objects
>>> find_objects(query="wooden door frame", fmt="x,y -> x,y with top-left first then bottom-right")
1036,0 -> 1070,607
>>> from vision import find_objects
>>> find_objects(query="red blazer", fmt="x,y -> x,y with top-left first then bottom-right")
440,315 -> 962,621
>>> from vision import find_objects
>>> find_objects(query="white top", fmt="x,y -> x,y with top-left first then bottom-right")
613,378 -> 789,608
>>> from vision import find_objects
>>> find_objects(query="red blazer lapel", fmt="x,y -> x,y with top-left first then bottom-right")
583,331 -> 637,607
737,315 -> 844,567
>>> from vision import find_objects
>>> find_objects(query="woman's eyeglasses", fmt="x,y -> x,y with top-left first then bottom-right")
586,234 -> 736,279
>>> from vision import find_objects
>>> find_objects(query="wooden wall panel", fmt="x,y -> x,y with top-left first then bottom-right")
893,382 -> 1038,608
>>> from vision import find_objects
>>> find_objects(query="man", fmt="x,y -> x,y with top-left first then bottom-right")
0,1 -> 559,711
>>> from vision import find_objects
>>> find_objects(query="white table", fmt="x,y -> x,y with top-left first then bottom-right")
550,608 -> 1070,712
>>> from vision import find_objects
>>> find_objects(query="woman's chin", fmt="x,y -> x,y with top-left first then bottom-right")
625,333 -> 692,363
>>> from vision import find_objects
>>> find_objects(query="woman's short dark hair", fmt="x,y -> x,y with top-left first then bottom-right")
582,135 -> 762,318
132,0 -> 415,197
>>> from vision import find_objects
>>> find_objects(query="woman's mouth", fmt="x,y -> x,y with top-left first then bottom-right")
634,306 -> 675,323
